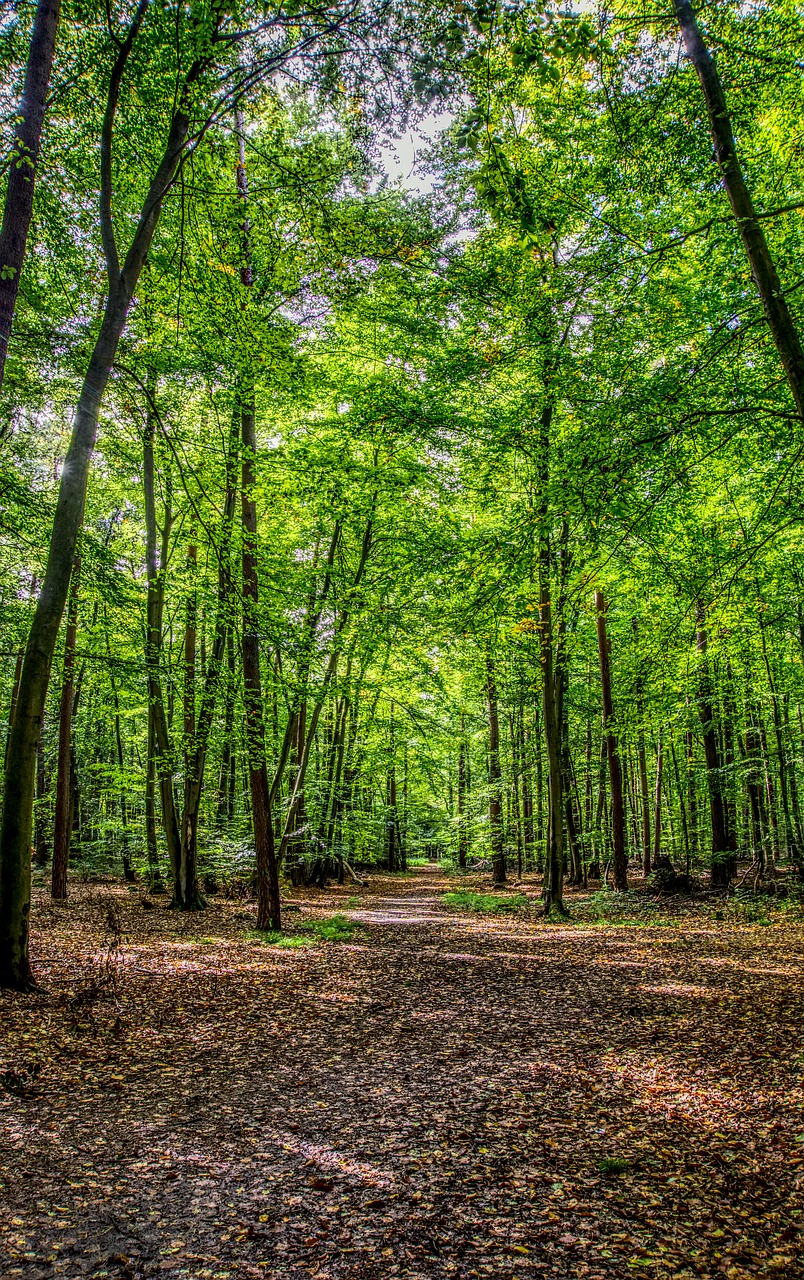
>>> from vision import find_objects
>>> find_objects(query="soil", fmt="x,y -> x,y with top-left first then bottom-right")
1,866 -> 803,1279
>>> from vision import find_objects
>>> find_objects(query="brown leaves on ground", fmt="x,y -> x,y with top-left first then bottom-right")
1,867 -> 804,1279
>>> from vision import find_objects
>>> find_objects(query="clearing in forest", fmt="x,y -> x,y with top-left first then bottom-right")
1,867 -> 803,1279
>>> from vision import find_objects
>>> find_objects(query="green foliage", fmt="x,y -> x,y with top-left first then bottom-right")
299,914 -> 357,943
442,891 -> 528,913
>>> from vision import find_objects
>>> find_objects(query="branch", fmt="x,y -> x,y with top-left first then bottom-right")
100,0 -> 151,286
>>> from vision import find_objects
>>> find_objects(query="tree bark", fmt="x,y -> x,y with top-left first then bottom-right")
176,536 -> 203,909
51,552 -> 80,900
536,401 -> 565,914
0,0 -> 61,392
387,699 -> 400,871
106,628 -> 134,882
0,2 -> 209,987
652,732 -> 663,866
143,389 -> 180,886
695,601 -> 734,885
672,0 -> 804,422
241,396 -> 280,930
457,713 -> 469,868
236,112 -> 281,932
595,589 -> 628,890
486,654 -> 506,884
216,628 -> 236,830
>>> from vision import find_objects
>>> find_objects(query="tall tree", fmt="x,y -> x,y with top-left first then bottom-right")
0,0 -> 61,391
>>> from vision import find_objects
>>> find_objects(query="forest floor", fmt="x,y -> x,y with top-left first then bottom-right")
1,866 -> 804,1280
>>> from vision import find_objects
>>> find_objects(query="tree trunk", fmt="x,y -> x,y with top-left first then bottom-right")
236,113 -> 281,931
594,589 -> 628,890
51,552 -> 80,900
746,722 -> 766,876
145,706 -> 163,891
5,647 -> 24,768
672,0 -> 804,423
176,536 -> 203,909
0,0 -> 61,392
387,699 -> 400,871
34,718 -> 47,867
536,402 -> 565,913
143,389 -> 180,885
633,623 -> 651,875
106,631 -> 134,883
486,655 -> 506,884
520,707 -> 533,871
695,602 -> 734,885
241,396 -> 280,930
457,713 -> 469,868
216,629 -> 236,830
0,16 -> 202,985
758,612 -> 802,873
653,732 -> 663,866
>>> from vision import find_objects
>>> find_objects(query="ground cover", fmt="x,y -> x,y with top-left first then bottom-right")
1,867 -> 804,1279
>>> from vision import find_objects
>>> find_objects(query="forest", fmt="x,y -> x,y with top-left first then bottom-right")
2,0 -> 804,1277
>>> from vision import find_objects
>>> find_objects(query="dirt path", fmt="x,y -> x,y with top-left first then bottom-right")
2,867 -> 804,1279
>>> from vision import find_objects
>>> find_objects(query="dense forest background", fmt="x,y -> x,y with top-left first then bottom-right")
3,0 -> 804,986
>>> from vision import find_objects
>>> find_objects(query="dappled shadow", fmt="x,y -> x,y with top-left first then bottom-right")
1,869 -> 802,1278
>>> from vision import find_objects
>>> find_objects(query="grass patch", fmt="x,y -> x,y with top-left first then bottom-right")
442,891 -> 528,914
247,929 -> 315,949
247,913 -> 357,947
599,1156 -> 630,1177
299,913 -> 356,942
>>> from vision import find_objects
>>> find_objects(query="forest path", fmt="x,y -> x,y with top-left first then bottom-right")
2,869 -> 804,1280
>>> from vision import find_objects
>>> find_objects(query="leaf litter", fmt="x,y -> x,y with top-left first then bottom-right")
1,866 -> 803,1279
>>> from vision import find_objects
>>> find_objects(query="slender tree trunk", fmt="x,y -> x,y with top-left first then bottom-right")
241,397 -> 280,930
670,740 -> 691,876
633,624 -> 651,875
653,732 -> 663,865
0,0 -> 61,392
176,536 -> 203,909
758,713 -> 779,864
34,719 -> 47,867
51,552 -> 80,900
595,589 -> 628,890
457,713 -> 469,868
686,724 -> 698,863
695,602 -> 734,885
520,707 -> 533,871
673,0 -> 804,423
758,612 -> 801,873
387,699 -> 400,871
537,405 -> 565,913
510,708 -> 523,877
534,702 -> 544,873
5,647 -> 24,768
216,628 -> 236,830
486,655 -> 506,884
145,706 -> 163,891
746,722 -> 766,876
143,391 -> 180,885
106,630 -> 134,883
235,111 -> 280,928
784,694 -> 804,855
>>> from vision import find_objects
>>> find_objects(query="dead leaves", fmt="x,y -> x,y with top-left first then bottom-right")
1,871 -> 803,1277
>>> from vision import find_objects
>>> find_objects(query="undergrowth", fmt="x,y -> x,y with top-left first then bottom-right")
442,891 -> 529,914
248,914 -> 357,947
